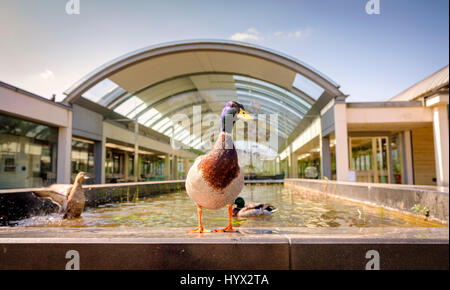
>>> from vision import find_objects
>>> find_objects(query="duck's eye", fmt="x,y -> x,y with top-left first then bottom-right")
237,109 -> 253,121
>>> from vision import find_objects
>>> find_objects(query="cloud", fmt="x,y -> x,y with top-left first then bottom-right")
287,28 -> 312,39
40,69 -> 55,80
230,28 -> 263,42
230,28 -> 312,43
271,28 -> 312,39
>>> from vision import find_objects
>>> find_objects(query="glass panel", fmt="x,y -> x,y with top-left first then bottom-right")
350,138 -> 374,183
391,133 -> 404,184
349,137 -> 390,184
0,113 -> 58,189
297,153 -> 320,179
105,148 -> 125,183
126,103 -> 147,119
234,75 -> 313,109
128,153 -> 134,178
293,73 -> 325,100
83,79 -> 120,103
71,138 -> 95,184
114,96 -> 145,117
152,118 -> 171,132
376,138 -> 389,184
140,108 -> 160,125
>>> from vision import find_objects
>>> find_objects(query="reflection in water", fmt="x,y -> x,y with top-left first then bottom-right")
16,184 -> 438,228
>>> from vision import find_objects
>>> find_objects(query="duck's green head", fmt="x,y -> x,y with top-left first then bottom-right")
234,197 -> 245,208
220,101 -> 253,133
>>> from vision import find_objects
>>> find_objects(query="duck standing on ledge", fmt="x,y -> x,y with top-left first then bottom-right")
186,101 -> 253,233
32,172 -> 90,219
232,197 -> 278,217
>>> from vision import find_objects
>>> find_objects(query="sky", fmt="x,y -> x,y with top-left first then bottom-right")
0,0 -> 448,102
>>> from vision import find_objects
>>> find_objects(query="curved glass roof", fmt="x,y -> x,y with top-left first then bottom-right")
65,39 -> 340,97
81,73 -> 315,151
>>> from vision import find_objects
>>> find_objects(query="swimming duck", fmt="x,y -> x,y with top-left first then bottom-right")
32,172 -> 90,219
186,101 -> 253,233
232,197 -> 278,217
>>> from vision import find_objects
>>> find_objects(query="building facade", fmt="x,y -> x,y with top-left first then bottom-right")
0,40 -> 448,189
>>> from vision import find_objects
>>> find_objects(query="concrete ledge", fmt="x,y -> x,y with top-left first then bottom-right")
285,179 -> 449,224
0,227 -> 447,270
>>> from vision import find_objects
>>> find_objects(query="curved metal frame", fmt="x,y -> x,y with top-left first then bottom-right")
64,39 -> 344,103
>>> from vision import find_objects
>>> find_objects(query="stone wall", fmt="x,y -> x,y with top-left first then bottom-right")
284,178 -> 449,224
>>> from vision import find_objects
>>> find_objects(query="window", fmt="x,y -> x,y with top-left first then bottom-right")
0,113 -> 58,189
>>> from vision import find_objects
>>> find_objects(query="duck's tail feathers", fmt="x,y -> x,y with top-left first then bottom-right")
269,207 -> 278,213
264,204 -> 277,213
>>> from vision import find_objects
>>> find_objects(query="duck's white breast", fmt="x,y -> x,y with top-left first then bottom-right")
186,156 -> 244,210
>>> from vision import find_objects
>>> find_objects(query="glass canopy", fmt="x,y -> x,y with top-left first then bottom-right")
81,73 -> 319,152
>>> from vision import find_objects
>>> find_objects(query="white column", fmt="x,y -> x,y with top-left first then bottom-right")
432,105 -> 449,187
289,152 -> 298,178
57,110 -> 73,184
134,120 -> 139,182
173,155 -> 178,180
124,153 -> 129,180
164,154 -> 171,180
334,101 -> 349,181
403,131 -> 414,185
101,135 -> 106,184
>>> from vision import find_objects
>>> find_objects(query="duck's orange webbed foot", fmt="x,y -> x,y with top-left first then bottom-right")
215,225 -> 237,232
214,204 -> 238,232
187,226 -> 211,233
187,204 -> 211,233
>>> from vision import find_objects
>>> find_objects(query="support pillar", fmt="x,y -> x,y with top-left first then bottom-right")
124,153 -> 129,181
134,120 -> 139,182
288,149 -> 298,178
432,105 -> 449,187
56,111 -> 72,184
173,155 -> 178,180
402,131 -> 414,185
334,100 -> 349,181
94,139 -> 104,184
164,154 -> 171,180
320,135 -> 332,179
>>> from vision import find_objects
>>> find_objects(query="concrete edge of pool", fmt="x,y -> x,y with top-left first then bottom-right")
0,227 -> 448,270
284,179 -> 449,224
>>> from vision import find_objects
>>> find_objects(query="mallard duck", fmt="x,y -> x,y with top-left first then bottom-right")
232,197 -> 278,217
186,101 -> 253,233
32,172 -> 90,219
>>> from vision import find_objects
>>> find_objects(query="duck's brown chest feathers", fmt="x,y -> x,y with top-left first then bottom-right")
198,133 -> 240,191
64,183 -> 85,219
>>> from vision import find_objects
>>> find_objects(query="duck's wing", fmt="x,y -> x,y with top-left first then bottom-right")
239,203 -> 278,216
32,184 -> 72,212
237,207 -> 265,217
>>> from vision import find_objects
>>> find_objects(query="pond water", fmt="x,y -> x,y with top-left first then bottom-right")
15,184 -> 441,228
